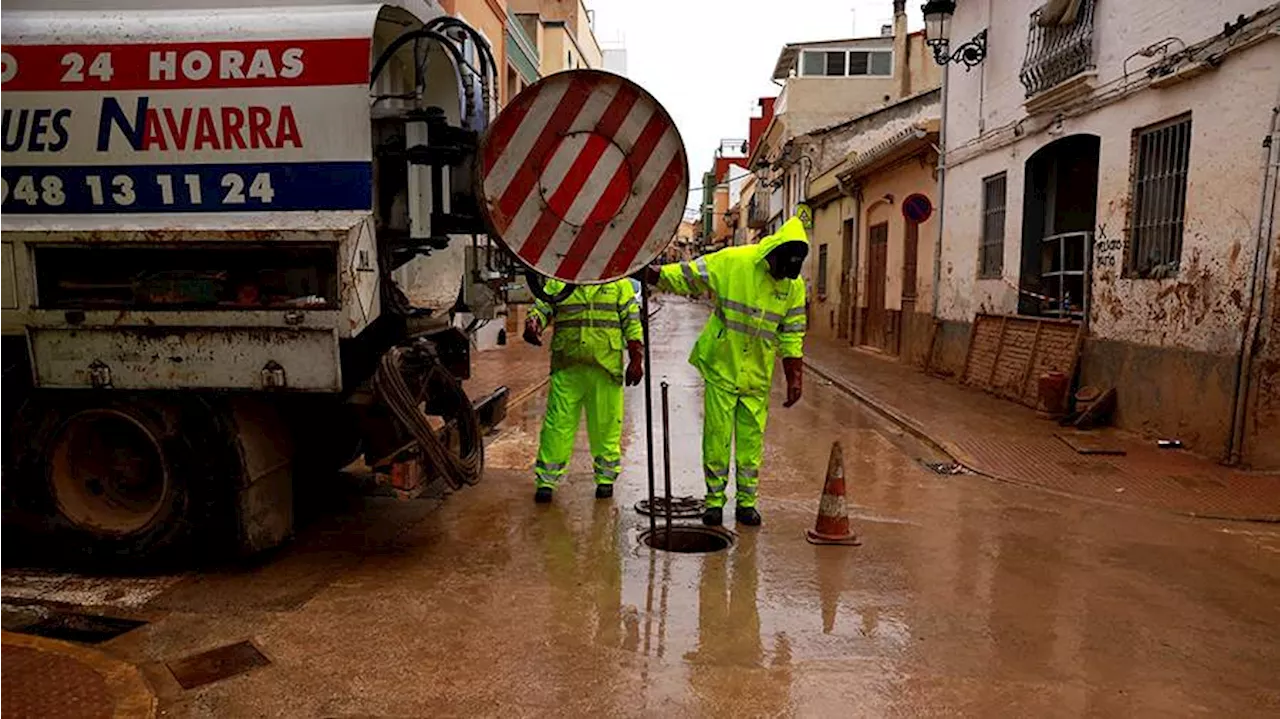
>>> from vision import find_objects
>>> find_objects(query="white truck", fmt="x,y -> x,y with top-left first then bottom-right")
1,2 -> 535,562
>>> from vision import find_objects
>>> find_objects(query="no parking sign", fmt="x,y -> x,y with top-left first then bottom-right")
902,193 -> 933,224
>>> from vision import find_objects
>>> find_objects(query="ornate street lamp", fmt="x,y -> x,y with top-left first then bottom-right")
922,0 -> 987,70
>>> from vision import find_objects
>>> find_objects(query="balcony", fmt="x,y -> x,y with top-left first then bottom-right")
1019,0 -> 1096,99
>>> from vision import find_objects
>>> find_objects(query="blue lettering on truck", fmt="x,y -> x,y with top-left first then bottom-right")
1,38 -> 375,215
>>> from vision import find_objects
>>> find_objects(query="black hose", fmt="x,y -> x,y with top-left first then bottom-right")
374,345 -> 483,489
425,17 -> 498,116
370,28 -> 469,94
525,268 -> 576,304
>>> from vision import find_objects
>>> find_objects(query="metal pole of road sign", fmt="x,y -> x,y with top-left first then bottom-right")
641,281 -> 657,539
660,380 -> 673,550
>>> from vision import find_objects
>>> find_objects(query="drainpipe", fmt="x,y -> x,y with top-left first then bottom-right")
1227,95 -> 1280,465
931,63 -> 949,321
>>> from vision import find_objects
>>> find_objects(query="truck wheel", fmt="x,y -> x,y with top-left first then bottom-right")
14,394 -> 232,566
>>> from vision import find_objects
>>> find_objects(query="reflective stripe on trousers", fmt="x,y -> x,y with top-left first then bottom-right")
593,455 -> 622,483
701,382 -> 768,508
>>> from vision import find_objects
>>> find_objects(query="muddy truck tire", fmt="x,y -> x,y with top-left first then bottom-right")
9,393 -> 294,567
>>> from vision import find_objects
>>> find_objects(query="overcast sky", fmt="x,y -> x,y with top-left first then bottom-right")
587,0 -> 926,214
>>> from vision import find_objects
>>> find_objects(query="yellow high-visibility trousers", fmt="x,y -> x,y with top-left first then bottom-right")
701,382 -> 767,508
535,364 -> 624,489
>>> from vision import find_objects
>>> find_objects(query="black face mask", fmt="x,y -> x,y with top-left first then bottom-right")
767,244 -> 808,280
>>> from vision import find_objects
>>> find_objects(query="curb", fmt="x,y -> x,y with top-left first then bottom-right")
805,359 -> 972,465
804,358 -> 1280,524
2,631 -> 157,718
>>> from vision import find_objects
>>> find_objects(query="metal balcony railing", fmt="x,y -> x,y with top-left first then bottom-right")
1019,0 -> 1096,98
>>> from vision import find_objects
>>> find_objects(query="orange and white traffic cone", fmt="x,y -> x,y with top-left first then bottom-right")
806,441 -> 860,546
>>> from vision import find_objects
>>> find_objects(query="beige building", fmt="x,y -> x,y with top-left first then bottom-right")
663,219 -> 698,263
802,91 -> 940,364
510,0 -> 603,73
749,0 -> 941,232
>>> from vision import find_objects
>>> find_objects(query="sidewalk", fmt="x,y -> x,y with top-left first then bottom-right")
463,340 -> 550,410
804,338 -> 1280,522
2,631 -> 155,718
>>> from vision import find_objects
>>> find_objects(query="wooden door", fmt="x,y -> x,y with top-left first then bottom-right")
864,222 -> 889,351
839,218 -> 855,340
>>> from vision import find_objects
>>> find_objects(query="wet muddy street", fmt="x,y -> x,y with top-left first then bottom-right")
6,298 -> 1280,717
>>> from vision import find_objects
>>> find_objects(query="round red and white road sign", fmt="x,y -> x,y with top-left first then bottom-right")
477,70 -> 689,284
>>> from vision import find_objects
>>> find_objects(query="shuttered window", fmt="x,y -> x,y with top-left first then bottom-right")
817,243 -> 829,298
979,173 -> 1007,279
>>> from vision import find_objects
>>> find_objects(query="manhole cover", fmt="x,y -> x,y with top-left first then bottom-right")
10,610 -> 146,645
167,640 -> 270,690
639,525 -> 734,553
634,496 -> 705,518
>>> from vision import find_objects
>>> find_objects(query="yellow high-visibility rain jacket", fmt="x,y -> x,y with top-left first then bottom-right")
529,278 -> 644,382
657,217 -> 808,397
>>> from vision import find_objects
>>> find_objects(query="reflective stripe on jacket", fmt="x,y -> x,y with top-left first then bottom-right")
529,278 -> 644,381
657,216 -> 808,396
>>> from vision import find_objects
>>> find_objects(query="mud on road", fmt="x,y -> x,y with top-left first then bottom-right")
5,298 -> 1280,717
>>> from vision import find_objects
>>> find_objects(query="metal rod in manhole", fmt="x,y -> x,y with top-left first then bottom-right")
661,380 -> 673,550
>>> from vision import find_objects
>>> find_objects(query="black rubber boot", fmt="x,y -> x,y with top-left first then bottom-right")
534,487 -> 553,504
735,506 -> 762,526
702,506 -> 723,526
595,484 -> 614,499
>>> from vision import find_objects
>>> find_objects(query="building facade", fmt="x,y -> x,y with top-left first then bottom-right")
801,90 -> 940,357
510,0 -> 603,73
934,0 -> 1280,467
749,0 -> 942,232
505,6 -> 541,97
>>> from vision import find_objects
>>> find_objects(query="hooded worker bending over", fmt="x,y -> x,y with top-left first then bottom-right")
637,216 -> 808,527
525,278 -> 644,503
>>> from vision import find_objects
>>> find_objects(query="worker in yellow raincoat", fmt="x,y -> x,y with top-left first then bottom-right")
525,278 -> 644,503
637,216 -> 808,526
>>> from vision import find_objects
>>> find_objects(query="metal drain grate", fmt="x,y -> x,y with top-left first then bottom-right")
167,640 -> 270,690
634,496 -> 705,519
9,609 -> 146,645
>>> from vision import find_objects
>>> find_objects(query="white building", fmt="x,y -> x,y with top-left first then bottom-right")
933,0 -> 1280,467
602,44 -> 628,76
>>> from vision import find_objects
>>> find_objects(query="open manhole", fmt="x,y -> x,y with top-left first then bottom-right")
167,640 -> 270,690
640,525 -> 734,553
634,496 -> 705,519
9,609 -> 146,645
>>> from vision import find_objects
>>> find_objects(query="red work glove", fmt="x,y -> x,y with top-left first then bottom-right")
523,317 -> 543,346
782,357 -> 803,408
625,341 -> 644,386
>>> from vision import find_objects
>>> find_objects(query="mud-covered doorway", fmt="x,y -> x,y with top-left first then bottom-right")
1019,135 -> 1101,320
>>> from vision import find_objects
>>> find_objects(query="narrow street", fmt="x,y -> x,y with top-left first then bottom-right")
6,298 -> 1280,717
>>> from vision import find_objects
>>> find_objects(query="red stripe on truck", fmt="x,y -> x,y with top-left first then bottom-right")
0,38 -> 371,92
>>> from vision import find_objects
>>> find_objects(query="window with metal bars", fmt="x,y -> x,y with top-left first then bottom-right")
1127,114 -> 1192,279
979,173 -> 1007,279
817,243 -> 829,298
